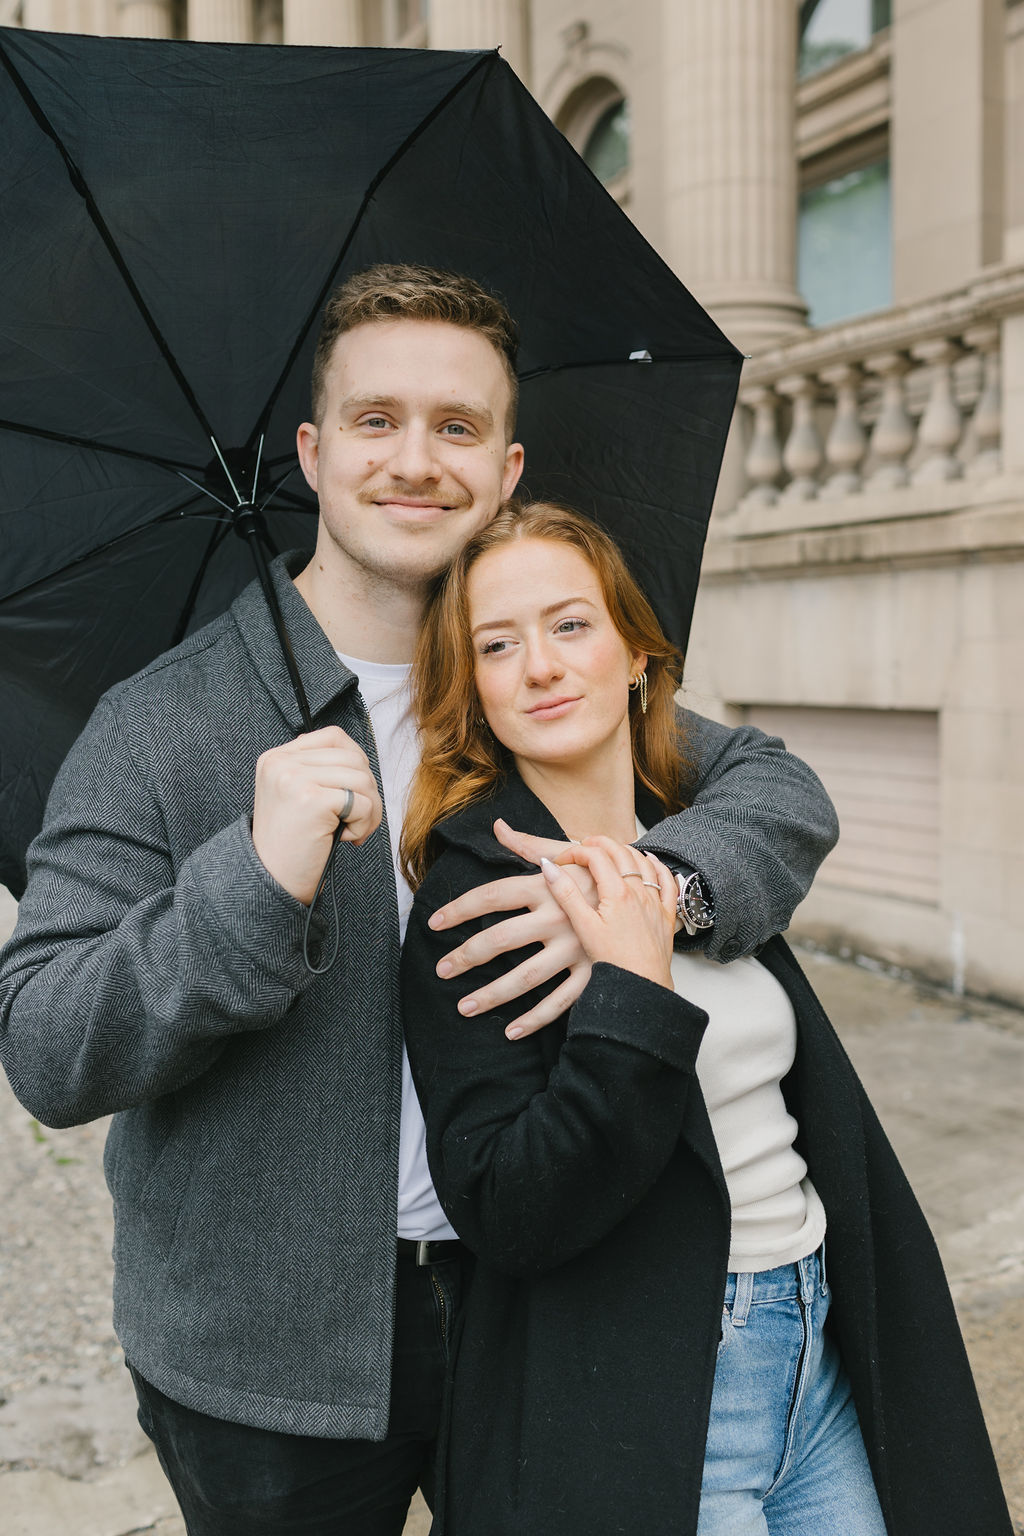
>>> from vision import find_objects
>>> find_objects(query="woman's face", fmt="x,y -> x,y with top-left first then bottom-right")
467,538 -> 644,771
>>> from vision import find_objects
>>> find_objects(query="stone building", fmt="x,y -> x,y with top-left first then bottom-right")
5,0 -> 1024,1006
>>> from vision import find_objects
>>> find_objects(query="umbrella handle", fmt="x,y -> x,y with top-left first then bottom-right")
235,503 -> 343,974
303,824 -> 344,975
235,504 -> 314,733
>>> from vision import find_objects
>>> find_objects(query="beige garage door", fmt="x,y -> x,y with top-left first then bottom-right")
742,706 -> 940,906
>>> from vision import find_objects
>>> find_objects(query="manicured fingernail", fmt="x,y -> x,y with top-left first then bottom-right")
436,960 -> 453,978
540,857 -> 558,882
428,912 -> 445,929
505,1026 -> 523,1040
459,998 -> 478,1015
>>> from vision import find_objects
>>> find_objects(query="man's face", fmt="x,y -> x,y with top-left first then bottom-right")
297,318 -> 524,594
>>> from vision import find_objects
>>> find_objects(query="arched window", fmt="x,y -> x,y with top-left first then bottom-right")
582,98 -> 629,186
557,77 -> 630,203
799,0 -> 891,80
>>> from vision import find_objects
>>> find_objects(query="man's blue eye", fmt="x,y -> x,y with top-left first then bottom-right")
444,423 -> 468,436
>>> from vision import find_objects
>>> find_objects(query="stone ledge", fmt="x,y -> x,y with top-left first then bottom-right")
728,474 -> 1024,539
739,260 -> 1024,382
703,500 -> 1024,579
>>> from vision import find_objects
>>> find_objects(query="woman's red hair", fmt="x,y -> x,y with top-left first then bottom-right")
401,501 -> 688,887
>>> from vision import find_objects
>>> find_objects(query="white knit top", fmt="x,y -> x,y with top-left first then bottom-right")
671,947 -> 827,1273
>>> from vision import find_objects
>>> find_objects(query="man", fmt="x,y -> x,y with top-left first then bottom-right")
0,266 -> 838,1535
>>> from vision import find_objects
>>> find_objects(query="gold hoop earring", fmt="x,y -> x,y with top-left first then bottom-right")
628,671 -> 648,714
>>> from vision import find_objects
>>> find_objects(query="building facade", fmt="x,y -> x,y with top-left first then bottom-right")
5,0 -> 1024,1005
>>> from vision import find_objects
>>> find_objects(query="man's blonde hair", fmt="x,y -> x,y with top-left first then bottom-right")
311,263 -> 520,437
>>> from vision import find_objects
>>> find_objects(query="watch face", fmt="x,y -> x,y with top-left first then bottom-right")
683,876 -> 714,928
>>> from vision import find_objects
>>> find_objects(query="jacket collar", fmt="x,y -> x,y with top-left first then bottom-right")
231,550 -> 359,730
433,771 -> 667,870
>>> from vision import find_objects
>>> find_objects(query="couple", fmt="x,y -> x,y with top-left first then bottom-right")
0,265 -> 1007,1535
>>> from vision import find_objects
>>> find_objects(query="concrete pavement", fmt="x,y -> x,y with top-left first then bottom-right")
0,879 -> 1020,1532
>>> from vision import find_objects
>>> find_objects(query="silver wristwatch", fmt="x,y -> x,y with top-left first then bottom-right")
674,871 -> 715,936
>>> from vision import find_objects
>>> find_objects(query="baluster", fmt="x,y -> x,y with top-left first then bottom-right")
740,386 -> 782,506
911,339 -> 964,484
864,352 -> 914,490
963,323 -> 1002,481
819,364 -> 866,498
777,375 -> 822,499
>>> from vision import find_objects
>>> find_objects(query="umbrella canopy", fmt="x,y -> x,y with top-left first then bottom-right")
0,25 -> 742,898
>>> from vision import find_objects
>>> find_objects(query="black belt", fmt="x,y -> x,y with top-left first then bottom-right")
396,1237 -> 465,1266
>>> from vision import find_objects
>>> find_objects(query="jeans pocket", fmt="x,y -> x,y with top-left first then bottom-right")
717,1306 -> 730,1358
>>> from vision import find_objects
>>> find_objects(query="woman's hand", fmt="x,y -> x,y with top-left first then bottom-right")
540,836 -> 678,990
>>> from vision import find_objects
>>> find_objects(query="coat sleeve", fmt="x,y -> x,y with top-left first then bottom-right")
402,874 -> 709,1279
635,708 -> 840,960
0,695 -> 319,1129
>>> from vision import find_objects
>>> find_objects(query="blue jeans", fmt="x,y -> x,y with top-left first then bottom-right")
697,1248 -> 887,1536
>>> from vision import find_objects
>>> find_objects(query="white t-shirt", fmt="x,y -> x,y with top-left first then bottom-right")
335,651 -> 456,1241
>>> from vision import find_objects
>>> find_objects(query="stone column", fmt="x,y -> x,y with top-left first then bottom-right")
661,0 -> 806,353
890,0 -> 1004,301
283,0 -> 360,46
118,0 -> 175,36
429,0 -> 529,84
188,0 -> 251,42
20,0 -> 75,27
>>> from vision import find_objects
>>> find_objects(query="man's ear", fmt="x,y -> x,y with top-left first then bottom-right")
502,441 -> 525,501
296,421 -> 319,493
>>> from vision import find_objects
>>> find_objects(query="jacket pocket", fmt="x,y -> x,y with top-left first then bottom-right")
137,1112 -> 198,1267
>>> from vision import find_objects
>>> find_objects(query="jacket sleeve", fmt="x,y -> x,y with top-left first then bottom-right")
635,708 -> 840,960
0,696 -> 319,1129
402,879 -> 709,1278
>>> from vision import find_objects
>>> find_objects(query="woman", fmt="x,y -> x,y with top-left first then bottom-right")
399,502 -> 1010,1536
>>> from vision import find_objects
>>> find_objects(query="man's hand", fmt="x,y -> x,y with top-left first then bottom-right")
252,726 -> 383,906
428,818 -> 596,1039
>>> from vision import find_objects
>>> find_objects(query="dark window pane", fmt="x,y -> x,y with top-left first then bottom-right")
582,100 -> 630,186
799,0 -> 890,79
798,159 -> 891,326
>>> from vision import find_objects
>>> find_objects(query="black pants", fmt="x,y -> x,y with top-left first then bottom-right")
130,1250 -> 465,1536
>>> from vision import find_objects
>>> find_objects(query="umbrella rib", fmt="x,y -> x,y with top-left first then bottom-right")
0,417 -> 198,474
250,50 -> 500,443
0,41 -> 216,444
0,490 -> 213,607
170,519 -> 233,649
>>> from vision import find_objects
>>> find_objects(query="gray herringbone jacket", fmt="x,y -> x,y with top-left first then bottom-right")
0,553 -> 838,1438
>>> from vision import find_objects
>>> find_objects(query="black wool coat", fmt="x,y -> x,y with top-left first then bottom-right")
401,774 -> 1011,1536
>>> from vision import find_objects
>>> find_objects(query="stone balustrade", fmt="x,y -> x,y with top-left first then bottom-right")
728,263 -> 1024,520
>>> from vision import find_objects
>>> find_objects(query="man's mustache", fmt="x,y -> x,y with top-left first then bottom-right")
358,481 -> 474,511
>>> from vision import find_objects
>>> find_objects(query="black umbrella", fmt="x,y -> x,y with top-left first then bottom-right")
0,25 -> 742,899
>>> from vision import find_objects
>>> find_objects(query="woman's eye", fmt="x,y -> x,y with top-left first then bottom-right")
555,618 -> 589,635
480,638 -> 510,656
